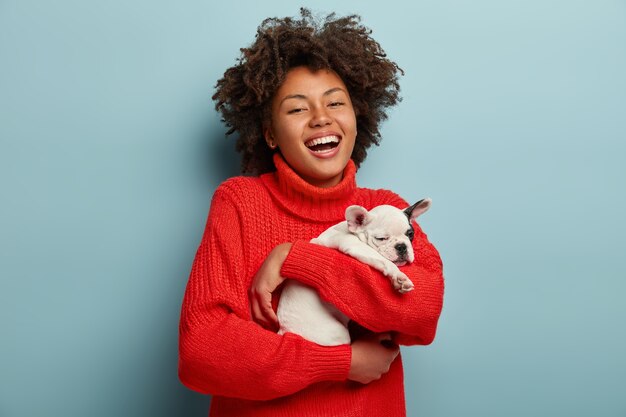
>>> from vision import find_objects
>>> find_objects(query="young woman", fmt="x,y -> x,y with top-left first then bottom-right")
178,9 -> 444,417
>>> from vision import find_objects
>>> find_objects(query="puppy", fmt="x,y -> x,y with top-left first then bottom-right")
277,198 -> 432,346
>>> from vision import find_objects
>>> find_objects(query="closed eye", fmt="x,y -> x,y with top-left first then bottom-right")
329,101 -> 344,108
287,107 -> 306,114
375,237 -> 389,241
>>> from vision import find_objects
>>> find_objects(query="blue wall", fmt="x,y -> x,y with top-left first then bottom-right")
1,1 -> 625,416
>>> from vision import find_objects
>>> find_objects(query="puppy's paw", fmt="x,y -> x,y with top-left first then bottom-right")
391,272 -> 414,294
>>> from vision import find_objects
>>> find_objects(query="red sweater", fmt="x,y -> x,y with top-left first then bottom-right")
178,153 -> 444,417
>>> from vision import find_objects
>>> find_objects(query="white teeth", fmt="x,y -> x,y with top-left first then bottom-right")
305,135 -> 340,148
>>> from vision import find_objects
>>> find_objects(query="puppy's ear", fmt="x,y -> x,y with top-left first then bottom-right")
345,205 -> 370,233
404,198 -> 432,222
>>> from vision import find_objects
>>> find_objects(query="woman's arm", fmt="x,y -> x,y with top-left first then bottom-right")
250,190 -> 444,346
280,227 -> 443,346
248,243 -> 401,384
178,187 -> 351,400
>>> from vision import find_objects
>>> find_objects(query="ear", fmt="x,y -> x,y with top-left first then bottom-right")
263,126 -> 276,149
404,198 -> 432,222
345,205 -> 370,233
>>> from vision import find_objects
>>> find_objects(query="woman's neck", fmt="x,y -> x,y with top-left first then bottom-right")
260,153 -> 358,222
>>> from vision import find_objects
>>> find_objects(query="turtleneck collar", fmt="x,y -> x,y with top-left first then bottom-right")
260,153 -> 358,222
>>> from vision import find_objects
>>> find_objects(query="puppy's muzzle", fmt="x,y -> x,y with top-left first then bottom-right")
395,243 -> 408,262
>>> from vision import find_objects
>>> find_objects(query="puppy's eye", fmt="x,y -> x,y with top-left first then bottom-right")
375,237 -> 389,241
406,229 -> 414,241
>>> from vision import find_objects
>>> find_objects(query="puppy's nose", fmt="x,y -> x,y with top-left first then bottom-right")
395,243 -> 407,256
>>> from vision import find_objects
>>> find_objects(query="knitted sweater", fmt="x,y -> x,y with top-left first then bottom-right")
178,153 -> 444,417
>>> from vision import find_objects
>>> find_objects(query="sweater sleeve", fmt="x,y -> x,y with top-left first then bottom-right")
280,191 -> 444,346
178,186 -> 351,400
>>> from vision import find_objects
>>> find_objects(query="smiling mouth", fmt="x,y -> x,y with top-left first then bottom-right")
305,135 -> 341,153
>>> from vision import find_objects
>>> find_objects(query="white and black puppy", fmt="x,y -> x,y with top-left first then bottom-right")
277,198 -> 432,346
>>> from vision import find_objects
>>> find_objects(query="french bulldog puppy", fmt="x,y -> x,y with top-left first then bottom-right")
277,198 -> 432,346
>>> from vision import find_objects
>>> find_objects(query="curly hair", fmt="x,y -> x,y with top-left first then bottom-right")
213,8 -> 404,175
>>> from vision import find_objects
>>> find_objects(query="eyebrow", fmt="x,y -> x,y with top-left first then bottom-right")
279,87 -> 346,106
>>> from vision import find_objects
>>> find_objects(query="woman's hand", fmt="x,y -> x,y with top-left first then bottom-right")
348,333 -> 400,384
249,242 -> 293,332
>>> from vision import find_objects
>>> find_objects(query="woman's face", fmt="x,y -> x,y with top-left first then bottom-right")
265,66 -> 357,188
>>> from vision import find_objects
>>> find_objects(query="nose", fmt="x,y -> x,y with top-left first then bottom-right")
309,106 -> 332,127
395,243 -> 407,256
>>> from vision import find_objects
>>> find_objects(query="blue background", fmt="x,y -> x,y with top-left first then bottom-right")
1,1 -> 625,416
